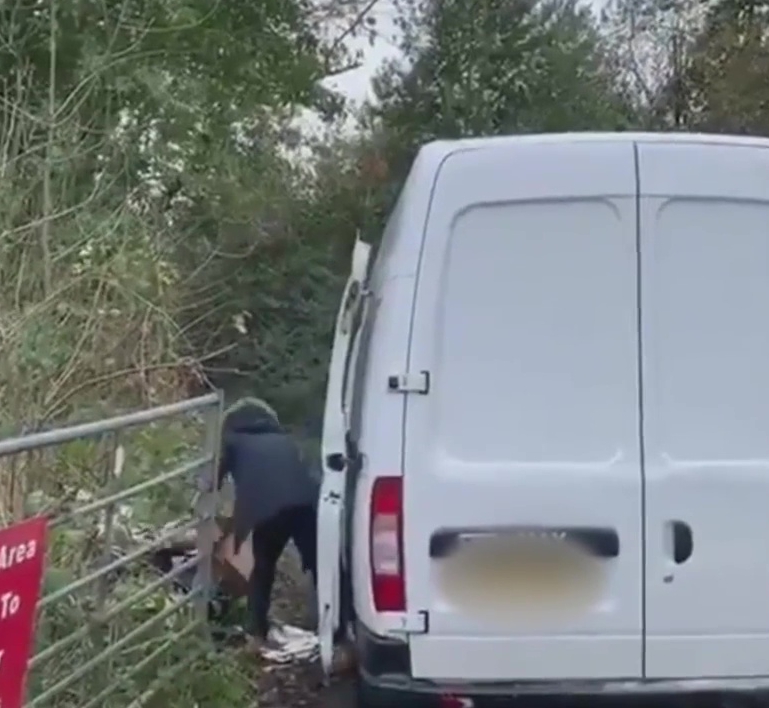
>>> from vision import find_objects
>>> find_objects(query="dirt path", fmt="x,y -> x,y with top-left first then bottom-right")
243,550 -> 354,708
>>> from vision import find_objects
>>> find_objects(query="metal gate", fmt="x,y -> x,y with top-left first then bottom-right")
0,392 -> 224,708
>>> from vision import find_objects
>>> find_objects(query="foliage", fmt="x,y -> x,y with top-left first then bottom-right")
169,141 -> 350,424
601,0 -> 769,131
687,0 -> 769,133
0,0 -> 369,705
3,0 -> 769,702
363,0 -> 635,186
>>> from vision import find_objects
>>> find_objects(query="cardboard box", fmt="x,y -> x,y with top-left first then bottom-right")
211,516 -> 254,598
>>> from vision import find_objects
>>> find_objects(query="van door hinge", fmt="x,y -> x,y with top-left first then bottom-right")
388,371 -> 430,395
386,610 -> 429,635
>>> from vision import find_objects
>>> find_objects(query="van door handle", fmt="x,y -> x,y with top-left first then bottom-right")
670,521 -> 693,564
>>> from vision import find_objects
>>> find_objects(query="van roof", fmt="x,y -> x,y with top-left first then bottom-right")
419,131 -> 769,163
379,131 -> 769,279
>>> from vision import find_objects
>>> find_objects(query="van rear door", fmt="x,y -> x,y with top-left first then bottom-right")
639,140 -> 769,678
403,140 -> 643,681
317,237 -> 371,676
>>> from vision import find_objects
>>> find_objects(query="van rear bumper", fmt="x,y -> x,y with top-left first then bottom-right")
355,622 -> 769,707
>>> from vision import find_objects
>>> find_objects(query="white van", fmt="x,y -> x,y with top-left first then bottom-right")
317,132 -> 769,706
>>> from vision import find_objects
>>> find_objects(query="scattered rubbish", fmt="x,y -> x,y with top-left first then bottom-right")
259,623 -> 320,664
57,493 -> 324,664
150,546 -> 234,623
148,519 -> 323,665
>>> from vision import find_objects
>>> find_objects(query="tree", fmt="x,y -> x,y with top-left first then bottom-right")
601,0 -> 769,132
0,0 -> 377,702
601,0 -> 708,128
364,0 -> 635,184
687,0 -> 769,133
0,0 -> 379,428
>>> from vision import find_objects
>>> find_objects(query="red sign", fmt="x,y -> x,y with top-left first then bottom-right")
0,517 -> 47,708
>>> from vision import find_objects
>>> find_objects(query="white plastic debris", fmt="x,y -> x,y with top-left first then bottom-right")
259,623 -> 319,664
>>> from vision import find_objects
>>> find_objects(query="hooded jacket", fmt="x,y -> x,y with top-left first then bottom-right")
218,404 -> 319,547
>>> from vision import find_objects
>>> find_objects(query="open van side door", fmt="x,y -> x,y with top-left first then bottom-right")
317,237 -> 372,677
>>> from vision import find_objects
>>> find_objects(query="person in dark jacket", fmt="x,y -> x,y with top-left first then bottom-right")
217,398 -> 319,645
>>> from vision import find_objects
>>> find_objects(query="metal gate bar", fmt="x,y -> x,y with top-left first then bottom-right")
0,395 -> 219,456
0,392 -> 224,708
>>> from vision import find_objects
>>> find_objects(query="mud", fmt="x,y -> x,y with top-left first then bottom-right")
241,549 -> 353,708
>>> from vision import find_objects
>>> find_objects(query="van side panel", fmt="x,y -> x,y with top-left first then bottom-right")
350,274 -> 418,637
348,145 -> 447,638
640,142 -> 769,678
404,142 -> 643,681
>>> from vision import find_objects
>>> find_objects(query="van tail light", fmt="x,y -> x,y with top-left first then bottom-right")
370,476 -> 406,612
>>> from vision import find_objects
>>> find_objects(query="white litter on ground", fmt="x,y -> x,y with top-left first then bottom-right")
260,623 -> 319,663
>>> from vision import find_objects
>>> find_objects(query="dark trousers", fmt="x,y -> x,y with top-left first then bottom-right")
246,504 -> 317,639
